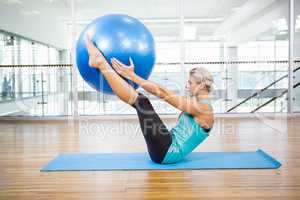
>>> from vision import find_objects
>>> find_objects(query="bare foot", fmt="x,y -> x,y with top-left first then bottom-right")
85,37 -> 107,68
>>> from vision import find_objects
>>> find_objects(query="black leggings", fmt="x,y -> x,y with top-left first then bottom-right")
131,93 -> 172,163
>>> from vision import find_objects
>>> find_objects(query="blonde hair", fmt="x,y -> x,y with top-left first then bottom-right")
189,67 -> 214,93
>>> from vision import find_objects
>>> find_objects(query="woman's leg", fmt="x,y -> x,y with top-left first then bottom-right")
132,92 -> 172,163
86,39 -> 171,163
86,38 -> 138,105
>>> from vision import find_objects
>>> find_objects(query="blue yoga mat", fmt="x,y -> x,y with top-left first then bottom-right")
41,149 -> 281,171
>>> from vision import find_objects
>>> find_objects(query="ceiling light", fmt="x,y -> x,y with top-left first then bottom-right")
21,10 -> 40,16
141,18 -> 223,24
45,0 -> 55,3
296,15 -> 300,31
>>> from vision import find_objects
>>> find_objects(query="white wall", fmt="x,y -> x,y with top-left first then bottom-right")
0,1 -> 70,49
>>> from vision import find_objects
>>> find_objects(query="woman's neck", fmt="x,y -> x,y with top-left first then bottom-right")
195,93 -> 210,101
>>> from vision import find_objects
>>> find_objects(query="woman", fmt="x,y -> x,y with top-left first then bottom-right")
86,38 -> 214,164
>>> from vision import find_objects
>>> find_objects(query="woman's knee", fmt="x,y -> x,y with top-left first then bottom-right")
133,93 -> 154,114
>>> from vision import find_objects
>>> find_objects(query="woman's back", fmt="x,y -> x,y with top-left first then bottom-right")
194,98 -> 214,130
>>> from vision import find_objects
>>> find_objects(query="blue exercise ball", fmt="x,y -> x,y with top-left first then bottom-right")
76,14 -> 156,94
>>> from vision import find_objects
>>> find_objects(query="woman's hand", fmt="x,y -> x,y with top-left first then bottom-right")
85,36 -> 107,68
111,58 -> 136,79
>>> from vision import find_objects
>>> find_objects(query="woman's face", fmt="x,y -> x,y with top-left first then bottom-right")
186,75 -> 204,96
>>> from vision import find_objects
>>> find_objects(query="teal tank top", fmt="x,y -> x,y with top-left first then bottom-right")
162,98 -> 212,164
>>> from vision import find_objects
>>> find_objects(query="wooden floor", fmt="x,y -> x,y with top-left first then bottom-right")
0,116 -> 300,199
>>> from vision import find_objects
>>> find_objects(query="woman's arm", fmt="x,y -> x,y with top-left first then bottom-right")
132,74 -> 210,116
111,58 -> 210,116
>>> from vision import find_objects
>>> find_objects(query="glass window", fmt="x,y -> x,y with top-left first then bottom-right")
293,2 -> 300,112
0,0 -> 294,116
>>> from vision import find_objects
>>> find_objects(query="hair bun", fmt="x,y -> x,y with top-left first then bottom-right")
189,67 -> 214,93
